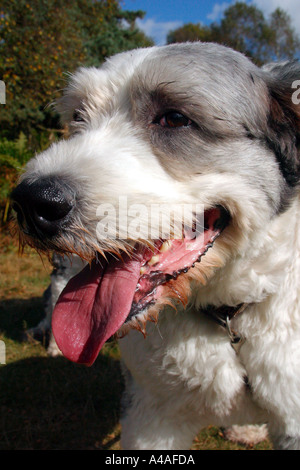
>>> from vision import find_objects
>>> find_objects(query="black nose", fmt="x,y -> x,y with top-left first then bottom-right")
11,176 -> 75,237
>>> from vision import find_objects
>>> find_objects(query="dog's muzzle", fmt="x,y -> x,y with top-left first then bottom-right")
11,176 -> 75,238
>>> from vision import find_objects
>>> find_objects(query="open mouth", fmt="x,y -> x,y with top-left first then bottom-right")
52,206 -> 230,365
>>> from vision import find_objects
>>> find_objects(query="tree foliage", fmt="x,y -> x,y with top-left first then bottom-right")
167,23 -> 211,45
167,2 -> 300,65
269,8 -> 300,61
0,0 -> 153,138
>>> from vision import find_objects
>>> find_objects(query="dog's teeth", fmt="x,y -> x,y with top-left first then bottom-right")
140,266 -> 147,275
148,255 -> 160,266
160,241 -> 172,253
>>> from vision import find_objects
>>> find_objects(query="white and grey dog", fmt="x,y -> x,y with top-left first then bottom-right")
11,42 -> 300,450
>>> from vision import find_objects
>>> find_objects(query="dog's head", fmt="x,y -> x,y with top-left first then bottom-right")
11,43 -> 300,364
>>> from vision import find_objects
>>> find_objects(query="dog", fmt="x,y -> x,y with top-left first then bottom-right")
11,42 -> 300,450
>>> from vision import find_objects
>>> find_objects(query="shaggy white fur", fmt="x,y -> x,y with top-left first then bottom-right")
223,424 -> 269,446
12,43 -> 300,450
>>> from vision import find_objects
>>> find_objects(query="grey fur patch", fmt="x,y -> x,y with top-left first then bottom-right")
130,43 -> 294,214
272,434 -> 300,450
262,61 -> 300,188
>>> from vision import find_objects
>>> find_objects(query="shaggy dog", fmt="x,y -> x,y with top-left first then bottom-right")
11,42 -> 300,450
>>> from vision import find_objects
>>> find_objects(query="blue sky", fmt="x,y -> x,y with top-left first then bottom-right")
123,0 -> 300,45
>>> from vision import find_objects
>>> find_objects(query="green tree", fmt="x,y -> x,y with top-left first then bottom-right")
0,0 -> 86,137
167,2 -> 300,65
167,23 -> 212,45
268,8 -> 300,61
210,2 -> 273,64
0,0 -> 152,138
83,8 -> 153,66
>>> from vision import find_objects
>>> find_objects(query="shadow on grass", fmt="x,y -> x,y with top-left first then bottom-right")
0,351 -> 123,449
0,296 -> 46,341
0,295 -> 123,450
0,296 -> 272,451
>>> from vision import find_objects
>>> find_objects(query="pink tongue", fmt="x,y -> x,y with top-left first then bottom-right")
52,253 -> 142,365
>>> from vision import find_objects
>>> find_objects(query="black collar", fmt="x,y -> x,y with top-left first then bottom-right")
202,303 -> 248,352
202,303 -> 248,328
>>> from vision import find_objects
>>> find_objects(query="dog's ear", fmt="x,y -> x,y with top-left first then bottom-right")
263,61 -> 300,186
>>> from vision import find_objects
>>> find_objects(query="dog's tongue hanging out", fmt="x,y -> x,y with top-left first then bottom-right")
52,207 -> 228,365
52,253 -> 143,365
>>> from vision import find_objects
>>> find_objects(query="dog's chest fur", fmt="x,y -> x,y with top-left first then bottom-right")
120,196 -> 300,437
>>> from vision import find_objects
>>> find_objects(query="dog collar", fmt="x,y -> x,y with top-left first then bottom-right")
202,303 -> 248,353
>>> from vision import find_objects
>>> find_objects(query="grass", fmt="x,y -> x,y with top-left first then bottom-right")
0,228 -> 272,450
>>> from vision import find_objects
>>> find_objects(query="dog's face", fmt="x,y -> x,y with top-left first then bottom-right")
11,43 -> 300,364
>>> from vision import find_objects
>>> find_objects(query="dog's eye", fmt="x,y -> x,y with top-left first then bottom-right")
72,110 -> 84,122
157,112 -> 192,128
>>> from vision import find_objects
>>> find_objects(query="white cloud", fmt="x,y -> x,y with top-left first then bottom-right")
136,18 -> 183,45
207,2 -> 231,21
207,1 -> 300,35
252,0 -> 300,35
